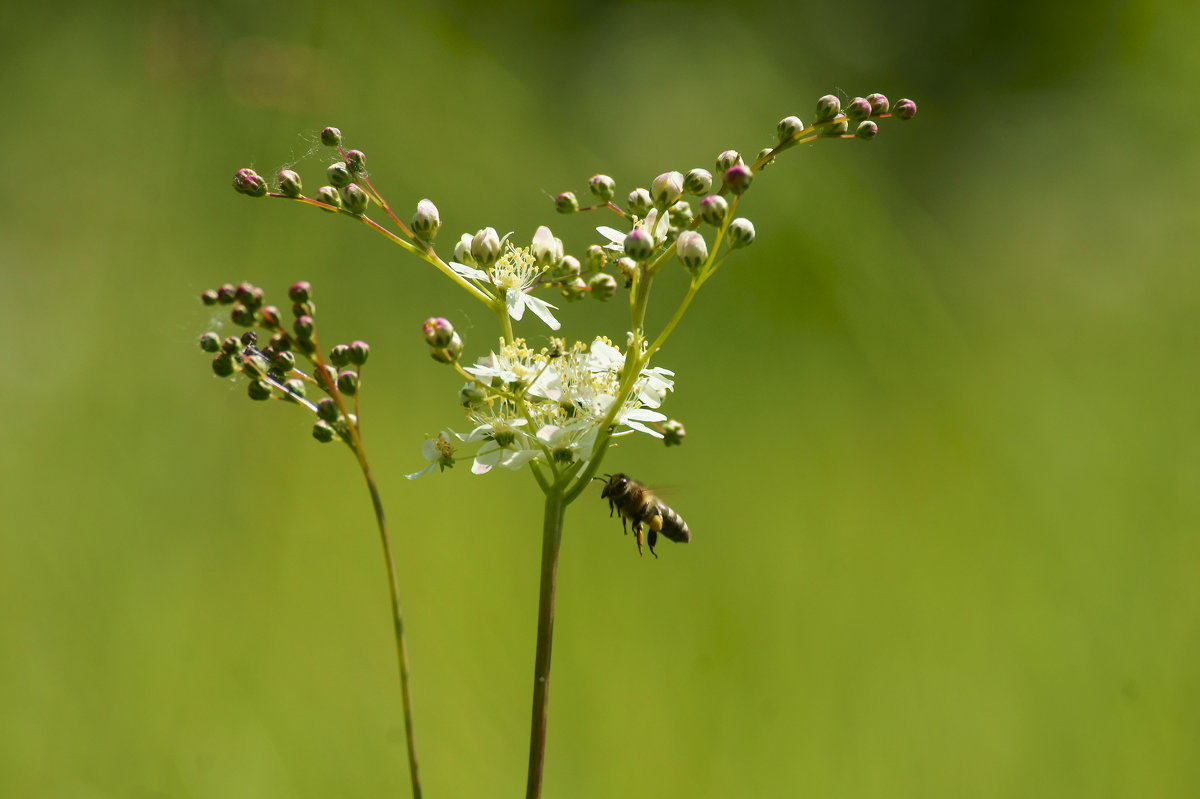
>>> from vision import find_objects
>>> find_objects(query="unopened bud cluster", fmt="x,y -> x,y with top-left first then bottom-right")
199,281 -> 370,445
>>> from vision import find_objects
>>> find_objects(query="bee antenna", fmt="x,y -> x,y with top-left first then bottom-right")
592,475 -> 609,483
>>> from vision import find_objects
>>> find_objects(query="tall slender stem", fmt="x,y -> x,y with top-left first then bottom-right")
525,488 -> 567,799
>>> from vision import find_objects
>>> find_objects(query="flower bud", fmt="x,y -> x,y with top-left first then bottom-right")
272,350 -> 296,372
247,380 -> 272,401
866,93 -> 889,116
777,115 -> 804,143
724,165 -> 753,195
293,314 -> 314,340
855,120 -> 879,140
220,336 -> 240,354
327,162 -> 352,188
699,194 -> 728,227
589,272 -> 618,301
316,397 -> 340,423
471,227 -> 501,267
894,98 -> 918,120
259,306 -> 281,327
284,378 -> 306,400
320,126 -> 342,146
650,171 -> 684,208
337,370 -> 359,396
211,353 -> 235,377
727,217 -> 755,249
815,94 -> 841,123
661,419 -> 686,446
430,332 -> 463,364
232,168 -> 267,197
312,420 -> 337,443
554,192 -> 578,214
345,149 -> 366,172
459,383 -> 486,408
347,340 -> 370,365
235,282 -> 263,308
341,184 -> 369,215
845,97 -> 872,121
818,118 -> 849,137
288,281 -> 311,303
453,233 -> 476,266
560,254 -> 582,276
623,227 -> 655,262
412,198 -> 441,241
584,245 -> 606,272
683,168 -> 712,196
316,186 -> 342,209
239,329 -> 258,346
200,289 -> 219,306
560,276 -> 588,302
329,344 -> 351,367
715,150 -> 743,173
675,231 -> 708,272
276,169 -> 302,198
269,333 -> 291,352
216,284 -> 236,304
756,148 -> 776,169
668,200 -> 693,228
531,226 -> 564,267
231,304 -> 255,326
199,332 -> 221,353
627,188 -> 652,217
422,317 -> 456,348
589,174 -> 616,202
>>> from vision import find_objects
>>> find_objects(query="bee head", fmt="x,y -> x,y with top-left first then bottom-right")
599,473 -> 627,498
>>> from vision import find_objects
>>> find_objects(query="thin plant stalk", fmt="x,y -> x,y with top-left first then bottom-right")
525,486 -> 567,799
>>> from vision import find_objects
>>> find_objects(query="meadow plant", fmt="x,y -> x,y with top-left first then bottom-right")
206,92 -> 917,798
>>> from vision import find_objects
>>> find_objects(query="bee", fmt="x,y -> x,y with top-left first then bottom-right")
599,473 -> 691,558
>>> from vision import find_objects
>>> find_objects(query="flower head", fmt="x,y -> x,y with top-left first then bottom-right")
450,236 -> 561,330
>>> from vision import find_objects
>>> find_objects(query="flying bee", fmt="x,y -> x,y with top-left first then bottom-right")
599,473 -> 691,558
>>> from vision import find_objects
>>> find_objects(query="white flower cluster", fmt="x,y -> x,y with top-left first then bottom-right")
409,337 -> 673,477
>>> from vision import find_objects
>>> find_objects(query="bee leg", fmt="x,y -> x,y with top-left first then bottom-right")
647,527 -> 659,559
633,522 -> 644,557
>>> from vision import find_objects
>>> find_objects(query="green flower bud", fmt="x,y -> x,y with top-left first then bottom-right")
531,226 -> 564,267
684,168 -> 712,196
316,186 -> 342,209
239,350 -> 269,378
247,380 -> 272,401
329,344 -> 351,367
239,329 -> 258,346
293,314 -> 314,340
724,165 -> 753,195
715,150 -> 742,173
341,184 -> 369,215
220,336 -> 241,354
320,126 -> 342,147
815,94 -> 841,123
554,192 -> 578,214
284,378 -> 306,400
668,200 -> 694,229
211,353 -> 235,377
230,303 -> 255,326
232,168 -> 267,197
288,281 -> 311,303
623,227 -> 655,262
650,171 -> 684,208
453,233 -> 476,266
422,317 -> 456,348
819,118 -> 849,137
855,120 -> 879,140
675,231 -> 708,272
316,397 -> 340,423
200,289 -> 219,306
345,149 -> 366,172
327,162 -> 352,188
756,148 -> 776,169
430,332 -> 463,364
471,227 -> 501,267
412,198 -> 441,241
269,333 -> 291,352
459,383 -> 487,408
312,420 -> 337,443
347,340 -> 370,365
589,272 -> 618,300
272,350 -> 296,372
337,370 -> 359,396
661,419 -> 686,446
234,283 -> 262,308
894,98 -> 918,120
560,254 -> 582,276
560,276 -> 588,302
199,332 -> 220,352
699,194 -> 728,227
866,93 -> 889,116
777,115 -> 804,143
845,97 -> 872,121
276,169 -> 302,198
728,217 -> 755,249
259,305 -> 281,327
589,174 -> 616,202
584,245 -> 606,271
627,188 -> 652,217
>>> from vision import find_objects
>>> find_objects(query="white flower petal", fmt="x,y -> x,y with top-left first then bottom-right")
506,289 -> 526,321
523,294 -> 561,330
449,260 -> 488,281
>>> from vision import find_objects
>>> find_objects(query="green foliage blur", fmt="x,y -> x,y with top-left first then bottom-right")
3,0 -> 1198,796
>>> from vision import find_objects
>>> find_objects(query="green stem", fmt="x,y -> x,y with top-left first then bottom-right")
524,488 -> 567,799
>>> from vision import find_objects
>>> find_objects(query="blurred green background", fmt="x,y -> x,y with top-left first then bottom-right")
3,0 -> 1198,796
